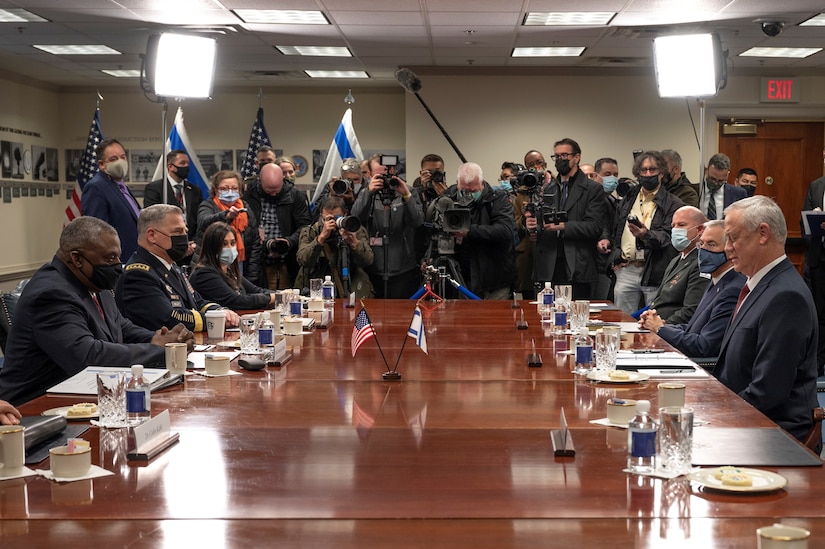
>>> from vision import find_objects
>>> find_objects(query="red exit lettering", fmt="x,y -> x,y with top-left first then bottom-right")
767,79 -> 793,100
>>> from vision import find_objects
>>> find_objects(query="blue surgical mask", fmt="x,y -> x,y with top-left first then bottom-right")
498,180 -> 513,192
219,246 -> 238,266
218,190 -> 239,205
470,190 -> 482,202
698,248 -> 727,274
602,175 -> 618,194
671,228 -> 691,251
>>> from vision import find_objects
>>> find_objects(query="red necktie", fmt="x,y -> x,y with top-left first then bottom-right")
91,293 -> 105,320
733,284 -> 750,319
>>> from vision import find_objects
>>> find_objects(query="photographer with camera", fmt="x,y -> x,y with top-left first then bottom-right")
244,162 -> 311,290
607,150 -> 684,315
434,162 -> 515,300
310,158 -> 365,218
412,153 -> 448,262
513,150 -> 553,299
350,153 -> 424,298
296,196 -> 374,299
525,138 -> 606,300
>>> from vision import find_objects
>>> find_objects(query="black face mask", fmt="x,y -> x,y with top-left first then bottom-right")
174,165 -> 190,180
166,234 -> 190,262
639,174 -> 660,191
555,158 -> 572,176
662,171 -> 673,186
744,185 -> 756,197
78,253 -> 122,290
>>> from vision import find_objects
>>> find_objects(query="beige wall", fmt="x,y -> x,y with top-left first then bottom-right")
1,72 -> 824,291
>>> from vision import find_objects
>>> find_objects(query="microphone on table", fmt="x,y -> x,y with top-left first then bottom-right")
393,68 -> 467,164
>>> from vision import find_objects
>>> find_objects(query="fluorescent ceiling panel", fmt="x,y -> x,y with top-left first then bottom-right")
512,47 -> 585,57
234,9 -> 328,24
305,70 -> 369,78
739,47 -> 822,58
276,46 -> 351,57
523,12 -> 615,26
34,44 -> 121,55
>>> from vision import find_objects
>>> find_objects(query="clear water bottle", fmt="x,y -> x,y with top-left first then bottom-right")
322,275 -> 335,307
126,364 -> 151,425
573,327 -> 594,374
289,288 -> 303,318
259,313 -> 275,348
539,282 -> 554,323
553,299 -> 568,334
627,400 -> 657,474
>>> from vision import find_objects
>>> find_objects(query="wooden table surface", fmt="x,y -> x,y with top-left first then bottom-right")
4,299 -> 822,548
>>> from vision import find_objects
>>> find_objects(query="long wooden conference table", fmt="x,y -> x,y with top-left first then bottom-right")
2,299 -> 822,547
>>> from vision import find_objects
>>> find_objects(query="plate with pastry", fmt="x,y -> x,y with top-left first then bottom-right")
586,370 -> 650,383
42,402 -> 99,420
687,466 -> 787,493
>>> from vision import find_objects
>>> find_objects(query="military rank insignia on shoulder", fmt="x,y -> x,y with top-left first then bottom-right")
125,263 -> 150,272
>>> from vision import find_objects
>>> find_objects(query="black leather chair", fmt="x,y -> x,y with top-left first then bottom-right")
0,278 -> 30,355
804,408 -> 824,454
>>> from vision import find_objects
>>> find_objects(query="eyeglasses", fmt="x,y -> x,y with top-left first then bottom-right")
218,186 -> 240,192
638,167 -> 659,175
551,153 -> 577,160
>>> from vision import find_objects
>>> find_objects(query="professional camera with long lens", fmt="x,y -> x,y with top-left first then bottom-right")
334,215 -> 361,233
265,238 -> 290,256
331,178 -> 351,195
616,177 -> 638,198
512,165 -> 543,192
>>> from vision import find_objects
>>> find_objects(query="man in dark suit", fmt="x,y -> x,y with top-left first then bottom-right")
802,171 -> 825,375
699,153 -> 747,220
116,205 -> 239,333
716,196 -> 818,442
640,220 -> 746,358
143,149 -> 203,267
0,217 -> 193,406
643,206 -> 708,324
526,138 -> 606,299
81,139 -> 142,260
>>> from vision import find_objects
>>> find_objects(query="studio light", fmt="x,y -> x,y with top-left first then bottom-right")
653,33 -> 725,98
144,33 -> 217,99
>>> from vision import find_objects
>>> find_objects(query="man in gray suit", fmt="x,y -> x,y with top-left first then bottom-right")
641,206 -> 708,324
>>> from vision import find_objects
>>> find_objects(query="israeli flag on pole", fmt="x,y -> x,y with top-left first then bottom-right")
407,306 -> 428,355
311,108 -> 364,204
152,107 -> 210,199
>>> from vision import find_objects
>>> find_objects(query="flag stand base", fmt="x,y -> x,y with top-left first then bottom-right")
382,371 -> 402,381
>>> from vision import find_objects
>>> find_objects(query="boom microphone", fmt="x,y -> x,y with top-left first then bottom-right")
395,68 -> 422,93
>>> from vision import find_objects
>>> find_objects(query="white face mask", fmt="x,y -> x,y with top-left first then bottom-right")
219,246 -> 238,266
105,158 -> 128,181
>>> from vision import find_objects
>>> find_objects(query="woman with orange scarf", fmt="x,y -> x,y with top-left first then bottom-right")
196,170 -> 262,284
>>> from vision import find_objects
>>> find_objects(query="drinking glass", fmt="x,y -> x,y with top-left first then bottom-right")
555,285 -> 573,309
239,314 -> 260,354
309,278 -> 323,300
595,332 -> 619,371
658,406 -> 694,475
570,300 -> 590,332
96,372 -> 127,427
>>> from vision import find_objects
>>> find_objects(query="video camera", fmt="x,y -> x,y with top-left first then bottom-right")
425,195 -> 472,255
525,182 -> 568,235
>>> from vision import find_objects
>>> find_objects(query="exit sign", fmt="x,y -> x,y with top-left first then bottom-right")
760,77 -> 800,103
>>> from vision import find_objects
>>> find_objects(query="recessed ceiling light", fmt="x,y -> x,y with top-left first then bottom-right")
0,8 -> 47,22
305,70 -> 368,79
234,9 -> 328,24
523,12 -> 615,26
799,13 -> 825,26
739,47 -> 822,58
512,47 -> 585,57
34,44 -> 121,55
276,46 -> 351,57
102,69 -> 141,78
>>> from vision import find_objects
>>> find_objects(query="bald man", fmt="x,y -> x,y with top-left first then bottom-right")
640,206 -> 709,324
243,162 -> 311,289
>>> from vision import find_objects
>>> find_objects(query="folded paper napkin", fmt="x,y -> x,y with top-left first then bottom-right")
0,466 -> 38,481
36,464 -> 114,483
623,466 -> 701,480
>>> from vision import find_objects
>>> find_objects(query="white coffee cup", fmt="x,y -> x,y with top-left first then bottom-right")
205,354 -> 231,376
658,382 -> 686,408
49,445 -> 92,478
205,309 -> 226,340
606,398 -> 637,425
0,425 -> 25,477
165,342 -> 188,375
283,316 -> 302,335
757,524 -> 810,549
308,298 -> 324,312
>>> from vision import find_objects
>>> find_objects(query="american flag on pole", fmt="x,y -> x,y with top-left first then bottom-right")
240,107 -> 272,180
406,305 -> 428,354
351,307 -> 376,357
64,108 -> 103,225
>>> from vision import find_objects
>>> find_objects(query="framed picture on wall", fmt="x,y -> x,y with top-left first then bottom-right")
32,146 -> 59,181
1,141 -> 12,178
312,149 -> 328,183
197,150 -> 233,181
10,141 -> 24,179
65,149 -> 84,182
129,149 -> 159,184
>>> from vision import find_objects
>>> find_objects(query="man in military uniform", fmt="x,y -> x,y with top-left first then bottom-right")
116,204 -> 239,332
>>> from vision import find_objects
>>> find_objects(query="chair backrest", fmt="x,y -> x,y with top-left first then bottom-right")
803,407 -> 824,454
0,292 -> 18,354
